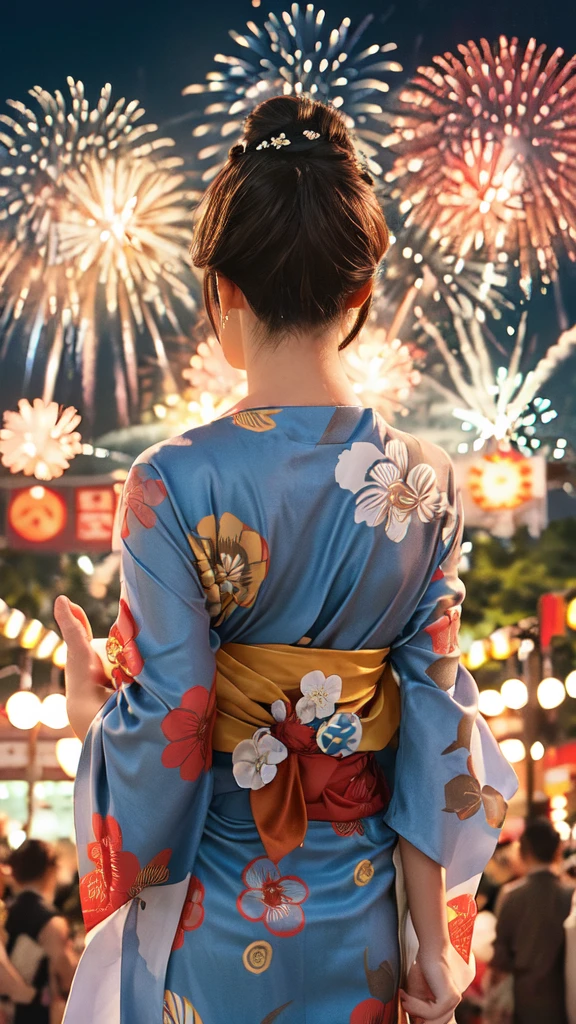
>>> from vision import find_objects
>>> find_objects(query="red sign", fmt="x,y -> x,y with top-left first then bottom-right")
5,482 -> 121,552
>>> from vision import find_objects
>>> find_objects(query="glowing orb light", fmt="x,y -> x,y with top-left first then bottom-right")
499,738 -> 526,763
501,678 -> 528,710
537,677 -> 566,709
6,691 -> 42,730
40,694 -> 69,730
55,737 -> 82,779
478,689 -> 506,717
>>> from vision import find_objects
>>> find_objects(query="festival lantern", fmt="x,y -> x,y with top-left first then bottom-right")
467,450 -> 535,512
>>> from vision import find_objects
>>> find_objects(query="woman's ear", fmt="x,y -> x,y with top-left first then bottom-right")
216,272 -> 249,316
345,279 -> 373,310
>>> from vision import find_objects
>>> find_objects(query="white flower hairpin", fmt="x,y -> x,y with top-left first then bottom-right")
255,130 -> 321,151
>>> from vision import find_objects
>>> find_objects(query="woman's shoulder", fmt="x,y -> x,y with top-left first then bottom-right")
132,417 -> 235,470
375,416 -> 455,485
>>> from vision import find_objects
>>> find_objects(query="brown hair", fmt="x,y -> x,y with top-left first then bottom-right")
8,839 -> 58,885
190,95 -> 389,350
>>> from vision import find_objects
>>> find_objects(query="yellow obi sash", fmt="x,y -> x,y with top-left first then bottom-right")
213,643 -> 400,863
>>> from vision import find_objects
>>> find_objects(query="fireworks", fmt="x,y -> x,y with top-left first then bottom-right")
0,398 -> 83,480
341,327 -> 420,420
183,3 -> 402,180
0,78 -> 198,426
182,334 -> 247,422
418,309 -> 576,451
381,232 -> 512,322
383,37 -> 576,296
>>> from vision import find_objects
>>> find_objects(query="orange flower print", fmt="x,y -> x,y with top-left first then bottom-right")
424,607 -> 461,656
161,677 -> 216,782
79,814 -> 171,931
188,512 -> 269,625
172,876 -> 205,951
106,599 -> 144,689
121,465 -> 167,539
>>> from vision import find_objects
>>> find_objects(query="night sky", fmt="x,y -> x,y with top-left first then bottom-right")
2,0 -> 576,135
1,0 -> 576,442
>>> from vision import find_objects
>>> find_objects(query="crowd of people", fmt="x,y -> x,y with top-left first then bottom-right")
0,835 -> 82,1024
0,819 -> 574,1022
458,818 -> 576,1024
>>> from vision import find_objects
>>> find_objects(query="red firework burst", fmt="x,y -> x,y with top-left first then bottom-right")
384,36 -> 576,294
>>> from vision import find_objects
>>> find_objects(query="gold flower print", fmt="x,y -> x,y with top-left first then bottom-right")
188,512 -> 269,625
232,409 -> 282,432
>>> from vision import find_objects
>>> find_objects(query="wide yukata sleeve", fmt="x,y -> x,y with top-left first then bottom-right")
384,464 -> 518,986
65,456 -> 216,1024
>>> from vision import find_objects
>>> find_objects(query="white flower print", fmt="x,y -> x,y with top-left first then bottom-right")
295,670 -> 343,724
232,727 -> 288,790
335,438 -> 448,542
271,700 -> 287,722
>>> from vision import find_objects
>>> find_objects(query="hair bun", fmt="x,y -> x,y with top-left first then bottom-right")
228,142 -> 246,161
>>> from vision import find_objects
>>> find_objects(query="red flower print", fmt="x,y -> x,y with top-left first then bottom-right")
121,465 -> 167,539
106,599 -> 144,689
424,607 -> 461,656
237,857 -> 309,938
172,875 -> 205,951
349,998 -> 396,1024
79,814 -> 171,932
161,677 -> 216,782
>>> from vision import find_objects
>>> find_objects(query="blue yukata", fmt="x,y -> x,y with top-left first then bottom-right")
64,406 -> 518,1024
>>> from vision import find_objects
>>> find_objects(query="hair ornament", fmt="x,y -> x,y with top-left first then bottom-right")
254,130 -> 322,151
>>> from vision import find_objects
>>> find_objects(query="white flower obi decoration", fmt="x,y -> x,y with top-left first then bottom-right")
232,727 -> 288,790
335,438 -> 448,542
295,670 -> 343,724
316,712 -> 363,758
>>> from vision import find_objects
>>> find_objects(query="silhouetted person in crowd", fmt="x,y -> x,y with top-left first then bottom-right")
492,817 -> 573,1024
4,841 -> 77,1024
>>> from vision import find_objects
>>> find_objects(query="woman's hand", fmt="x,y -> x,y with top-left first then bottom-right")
53,596 -> 111,742
400,951 -> 460,1024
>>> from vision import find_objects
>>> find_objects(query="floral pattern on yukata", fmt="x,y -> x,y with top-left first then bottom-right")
121,464 -> 168,539
79,814 -> 171,931
237,857 -> 309,937
106,598 -> 143,689
232,408 -> 282,432
163,991 -> 203,1023
172,876 -> 205,951
335,438 -> 448,541
161,677 -> 217,782
188,512 -> 269,624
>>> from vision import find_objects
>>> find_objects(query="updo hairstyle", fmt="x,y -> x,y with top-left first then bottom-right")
190,95 -> 390,350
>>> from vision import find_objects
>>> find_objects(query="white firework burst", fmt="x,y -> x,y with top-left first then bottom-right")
0,78 -> 198,427
182,3 -> 402,180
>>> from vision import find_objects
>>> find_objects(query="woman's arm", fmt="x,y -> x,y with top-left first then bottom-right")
398,838 -> 460,1024
0,944 -> 36,1004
